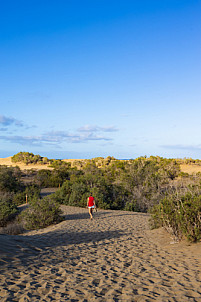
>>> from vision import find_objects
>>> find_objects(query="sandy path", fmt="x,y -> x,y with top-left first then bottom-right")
0,206 -> 201,301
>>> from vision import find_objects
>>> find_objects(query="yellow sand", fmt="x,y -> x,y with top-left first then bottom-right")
180,164 -> 201,174
0,206 -> 201,301
0,157 -> 87,170
0,157 -> 53,170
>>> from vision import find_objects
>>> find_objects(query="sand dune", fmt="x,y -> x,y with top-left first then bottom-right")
180,164 -> 201,175
2,156 -> 201,175
0,206 -> 201,301
0,157 -> 85,170
0,157 -> 53,170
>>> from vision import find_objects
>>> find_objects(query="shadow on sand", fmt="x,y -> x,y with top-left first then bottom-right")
0,224 -> 125,267
0,209 -> 148,268
63,209 -> 149,221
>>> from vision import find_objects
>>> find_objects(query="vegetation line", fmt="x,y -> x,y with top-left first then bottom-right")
0,152 -> 200,242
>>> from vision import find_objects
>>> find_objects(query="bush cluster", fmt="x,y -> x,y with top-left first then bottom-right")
0,164 -> 64,231
13,184 -> 40,205
35,168 -> 70,187
50,156 -> 181,212
150,187 -> 201,242
19,197 -> 64,230
2,152 -> 201,240
10,153 -> 182,212
11,152 -> 50,165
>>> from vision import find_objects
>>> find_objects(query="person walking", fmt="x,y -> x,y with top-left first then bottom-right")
87,193 -> 96,219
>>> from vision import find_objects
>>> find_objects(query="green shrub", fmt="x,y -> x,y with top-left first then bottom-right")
0,195 -> 18,227
178,193 -> 201,242
19,197 -> 64,230
13,184 -> 40,206
150,190 -> 201,242
179,172 -> 189,178
11,152 -> 46,165
51,180 -> 72,204
149,204 -> 163,230
35,167 -> 70,187
0,166 -> 22,192
124,200 -> 141,212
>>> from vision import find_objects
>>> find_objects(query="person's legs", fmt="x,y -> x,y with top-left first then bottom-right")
88,207 -> 93,219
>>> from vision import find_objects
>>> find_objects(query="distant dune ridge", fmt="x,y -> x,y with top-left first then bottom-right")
1,156 -> 201,174
0,156 -> 85,170
0,156 -> 52,170
0,206 -> 201,301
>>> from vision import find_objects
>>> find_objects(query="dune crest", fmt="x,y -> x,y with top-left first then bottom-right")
0,157 -> 53,170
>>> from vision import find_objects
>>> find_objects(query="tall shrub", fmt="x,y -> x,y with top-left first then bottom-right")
150,190 -> 201,242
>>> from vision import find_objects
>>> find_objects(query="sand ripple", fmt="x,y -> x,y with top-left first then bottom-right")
0,206 -> 201,301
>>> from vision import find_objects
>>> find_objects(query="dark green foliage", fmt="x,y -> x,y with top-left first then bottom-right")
0,166 -> 22,192
150,188 -> 201,242
35,167 -> 70,187
114,157 -> 170,212
49,156 -> 182,212
0,194 -> 18,227
19,197 -> 64,230
124,200 -> 141,212
11,152 -> 70,168
11,152 -> 45,165
13,184 -> 40,205
51,168 -> 114,210
69,182 -> 88,207
179,193 -> 201,242
49,159 -> 71,169
35,169 -> 52,187
0,155 -> 183,214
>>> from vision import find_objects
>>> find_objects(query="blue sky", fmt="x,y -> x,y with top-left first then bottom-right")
0,0 -> 201,159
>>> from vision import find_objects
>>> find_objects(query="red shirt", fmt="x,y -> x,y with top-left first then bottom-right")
88,196 -> 94,207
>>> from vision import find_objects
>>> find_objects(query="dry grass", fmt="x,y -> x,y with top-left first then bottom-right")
0,222 -> 25,235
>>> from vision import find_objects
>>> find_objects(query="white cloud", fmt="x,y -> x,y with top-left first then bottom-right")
0,129 -> 113,146
0,114 -> 36,130
0,135 -> 44,146
78,125 -> 118,133
0,115 -> 24,127
0,122 -> 117,146
45,130 -> 112,143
